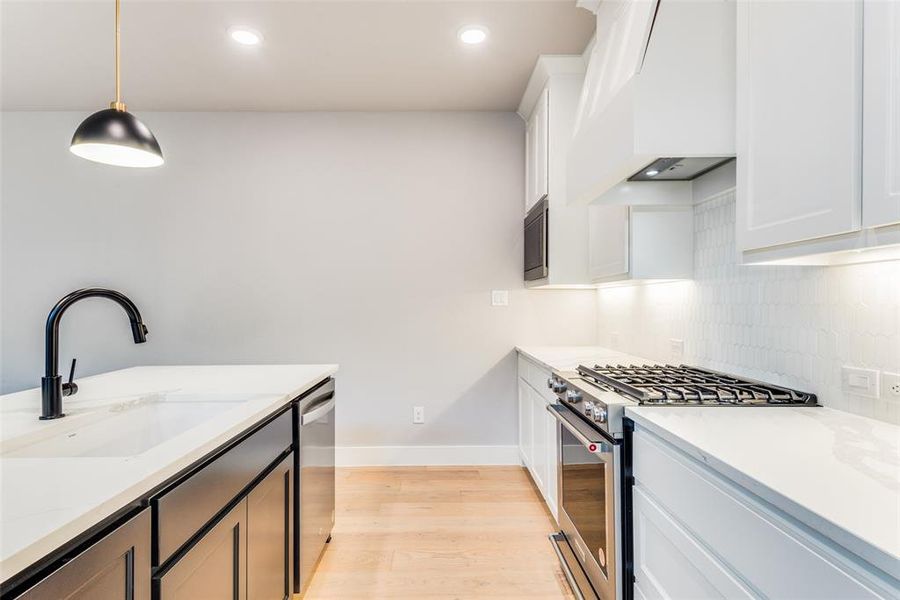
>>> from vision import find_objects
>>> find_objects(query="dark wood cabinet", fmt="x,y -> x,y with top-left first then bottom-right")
156,499 -> 247,600
247,455 -> 293,600
156,455 -> 293,600
19,509 -> 150,600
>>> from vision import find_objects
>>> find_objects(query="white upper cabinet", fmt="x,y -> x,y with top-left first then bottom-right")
525,89 -> 550,212
568,0 -> 736,205
589,205 -> 630,282
519,56 -> 592,287
736,0 -> 863,251
589,204 -> 693,284
863,0 -> 900,228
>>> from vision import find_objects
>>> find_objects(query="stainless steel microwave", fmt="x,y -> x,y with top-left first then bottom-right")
524,198 -> 549,281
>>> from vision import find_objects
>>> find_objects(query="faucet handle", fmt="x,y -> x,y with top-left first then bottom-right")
62,358 -> 78,397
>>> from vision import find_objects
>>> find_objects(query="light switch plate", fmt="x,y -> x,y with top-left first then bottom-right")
670,339 -> 684,362
491,290 -> 509,306
610,332 -> 621,348
841,366 -> 880,398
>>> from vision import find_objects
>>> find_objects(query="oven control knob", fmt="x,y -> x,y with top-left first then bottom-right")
593,406 -> 608,423
553,381 -> 568,394
547,377 -> 555,389
566,389 -> 582,403
583,401 -> 595,415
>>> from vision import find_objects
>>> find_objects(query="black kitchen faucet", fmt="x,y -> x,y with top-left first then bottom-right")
40,288 -> 148,420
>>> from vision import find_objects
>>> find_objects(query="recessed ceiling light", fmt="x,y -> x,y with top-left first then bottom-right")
458,25 -> 488,45
645,169 -> 660,177
229,27 -> 263,46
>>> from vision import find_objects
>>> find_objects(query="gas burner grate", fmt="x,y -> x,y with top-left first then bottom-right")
577,364 -> 817,406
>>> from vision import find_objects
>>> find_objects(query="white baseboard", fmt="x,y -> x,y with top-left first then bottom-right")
336,445 -> 522,467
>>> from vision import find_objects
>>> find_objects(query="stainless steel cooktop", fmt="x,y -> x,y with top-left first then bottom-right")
579,364 -> 818,406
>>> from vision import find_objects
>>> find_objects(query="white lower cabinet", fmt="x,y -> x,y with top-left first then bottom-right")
633,487 -> 754,599
530,384 -> 548,494
632,425 -> 899,599
517,354 -> 559,521
518,379 -> 533,469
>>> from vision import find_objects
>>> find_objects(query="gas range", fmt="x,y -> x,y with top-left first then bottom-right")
549,363 -> 818,437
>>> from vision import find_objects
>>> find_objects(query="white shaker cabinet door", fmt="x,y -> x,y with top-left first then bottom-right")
543,403 -> 558,520
736,0 -> 863,250
527,88 -> 550,212
529,384 -> 548,497
863,0 -> 900,228
589,204 -> 630,282
518,378 -> 534,470
525,109 -> 537,213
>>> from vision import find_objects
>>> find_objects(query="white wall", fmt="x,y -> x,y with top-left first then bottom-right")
0,111 -> 598,463
596,187 -> 900,424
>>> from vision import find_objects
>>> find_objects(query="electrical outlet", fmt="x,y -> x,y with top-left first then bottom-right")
610,332 -> 621,349
491,290 -> 509,306
841,367 -> 880,399
413,406 -> 425,424
882,372 -> 900,400
670,339 -> 684,362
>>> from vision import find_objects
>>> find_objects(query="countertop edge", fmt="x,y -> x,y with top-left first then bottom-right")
0,365 -> 338,586
624,406 -> 900,581
515,347 -> 559,373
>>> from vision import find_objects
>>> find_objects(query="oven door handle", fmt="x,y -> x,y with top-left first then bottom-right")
547,404 -> 614,456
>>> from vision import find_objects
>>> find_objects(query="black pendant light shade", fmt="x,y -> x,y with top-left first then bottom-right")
70,108 -> 164,168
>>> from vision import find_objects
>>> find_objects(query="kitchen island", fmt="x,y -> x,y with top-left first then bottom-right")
0,364 -> 337,598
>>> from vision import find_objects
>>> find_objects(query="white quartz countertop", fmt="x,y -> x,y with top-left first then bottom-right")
626,405 -> 900,579
516,345 -> 654,372
0,364 -> 337,583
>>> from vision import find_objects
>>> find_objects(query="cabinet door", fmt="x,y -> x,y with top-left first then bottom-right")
248,456 -> 293,600
157,499 -> 247,600
525,112 -> 536,212
518,379 -> 533,469
589,204 -> 630,282
530,387 -> 548,496
543,403 -> 559,520
736,0 -> 862,250
863,0 -> 900,227
526,88 -> 550,212
533,89 -> 550,205
20,510 -> 150,600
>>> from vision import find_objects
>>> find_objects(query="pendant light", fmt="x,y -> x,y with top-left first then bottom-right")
70,0 -> 163,168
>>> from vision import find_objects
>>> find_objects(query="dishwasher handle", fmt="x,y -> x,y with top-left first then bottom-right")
301,397 -> 335,426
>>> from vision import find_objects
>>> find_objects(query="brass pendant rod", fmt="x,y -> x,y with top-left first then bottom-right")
111,0 -> 126,111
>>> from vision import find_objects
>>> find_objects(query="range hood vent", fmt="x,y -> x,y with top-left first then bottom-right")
629,157 -> 734,182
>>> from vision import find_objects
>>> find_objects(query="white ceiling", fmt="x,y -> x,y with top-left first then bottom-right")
1,1 -> 594,111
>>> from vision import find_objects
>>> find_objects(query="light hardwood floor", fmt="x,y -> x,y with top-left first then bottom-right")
301,466 -> 575,600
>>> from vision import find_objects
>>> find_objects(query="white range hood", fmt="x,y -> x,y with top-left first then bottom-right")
568,0 -> 736,205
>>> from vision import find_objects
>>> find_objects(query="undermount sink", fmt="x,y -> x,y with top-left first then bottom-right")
2,393 -> 256,459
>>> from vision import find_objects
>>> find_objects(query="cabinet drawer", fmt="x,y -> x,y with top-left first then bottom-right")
632,428 -> 894,598
633,486 -> 754,599
155,409 -> 292,565
517,355 -> 554,403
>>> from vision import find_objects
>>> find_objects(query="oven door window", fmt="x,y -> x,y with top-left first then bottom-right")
560,426 -> 609,575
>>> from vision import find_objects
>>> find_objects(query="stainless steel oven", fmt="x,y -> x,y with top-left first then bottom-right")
524,198 -> 549,281
548,403 -> 621,600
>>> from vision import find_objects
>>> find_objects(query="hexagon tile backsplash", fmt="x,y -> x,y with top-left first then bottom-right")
596,190 -> 900,424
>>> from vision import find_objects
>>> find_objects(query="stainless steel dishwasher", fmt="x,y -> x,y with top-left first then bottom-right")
293,378 -> 336,596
